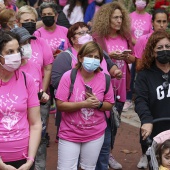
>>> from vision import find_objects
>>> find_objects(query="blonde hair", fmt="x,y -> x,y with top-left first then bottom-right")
17,5 -> 38,21
92,1 -> 131,39
76,41 -> 103,72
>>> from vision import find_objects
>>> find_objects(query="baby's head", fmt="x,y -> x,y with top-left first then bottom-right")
156,139 -> 170,168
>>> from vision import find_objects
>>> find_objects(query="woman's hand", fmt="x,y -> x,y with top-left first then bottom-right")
85,93 -> 100,108
109,51 -> 125,60
141,123 -> 153,140
113,69 -> 122,79
39,90 -> 49,103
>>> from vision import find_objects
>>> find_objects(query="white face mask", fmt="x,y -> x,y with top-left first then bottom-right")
0,53 -> 21,72
21,44 -> 32,59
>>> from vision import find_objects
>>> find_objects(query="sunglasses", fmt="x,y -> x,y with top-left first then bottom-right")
162,73 -> 169,90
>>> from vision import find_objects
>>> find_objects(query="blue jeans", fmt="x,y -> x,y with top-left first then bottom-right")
95,122 -> 111,170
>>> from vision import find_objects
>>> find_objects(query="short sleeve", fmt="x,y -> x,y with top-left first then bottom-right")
103,79 -> 114,104
39,38 -> 54,66
55,70 -> 71,101
25,73 -> 40,108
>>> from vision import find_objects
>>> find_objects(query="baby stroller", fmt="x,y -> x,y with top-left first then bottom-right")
146,118 -> 170,170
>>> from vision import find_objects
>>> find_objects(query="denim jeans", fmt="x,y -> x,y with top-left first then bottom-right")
95,122 -> 111,170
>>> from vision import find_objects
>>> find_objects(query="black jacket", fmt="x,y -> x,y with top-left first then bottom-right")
135,63 -> 170,137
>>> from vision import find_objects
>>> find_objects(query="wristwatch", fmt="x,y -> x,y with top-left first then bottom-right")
98,101 -> 103,109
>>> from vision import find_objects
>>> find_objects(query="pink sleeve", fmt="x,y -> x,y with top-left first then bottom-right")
134,37 -> 145,59
39,38 -> 54,66
25,73 -> 40,108
103,81 -> 114,104
34,30 -> 41,38
55,71 -> 71,101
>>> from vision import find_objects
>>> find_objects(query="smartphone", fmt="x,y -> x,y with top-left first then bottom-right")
85,84 -> 92,94
122,49 -> 132,54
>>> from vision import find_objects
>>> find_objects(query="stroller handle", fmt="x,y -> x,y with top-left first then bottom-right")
152,117 -> 170,124
146,117 -> 170,146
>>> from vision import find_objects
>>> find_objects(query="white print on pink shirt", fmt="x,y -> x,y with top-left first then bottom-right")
31,52 -> 39,64
132,19 -> 146,39
0,93 -> 21,140
45,38 -> 64,54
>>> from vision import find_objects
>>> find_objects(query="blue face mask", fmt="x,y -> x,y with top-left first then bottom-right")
82,57 -> 100,73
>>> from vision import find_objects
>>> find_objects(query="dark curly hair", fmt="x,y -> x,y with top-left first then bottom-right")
137,30 -> 170,71
67,0 -> 88,18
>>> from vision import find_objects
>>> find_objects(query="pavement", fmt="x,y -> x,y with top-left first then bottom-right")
46,104 -> 149,170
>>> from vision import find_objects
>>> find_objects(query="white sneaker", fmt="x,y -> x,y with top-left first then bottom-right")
109,155 -> 122,169
137,154 -> 148,169
123,100 -> 133,112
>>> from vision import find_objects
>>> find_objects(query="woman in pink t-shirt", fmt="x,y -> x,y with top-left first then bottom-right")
34,3 -> 69,56
92,1 -> 136,169
0,31 -> 42,169
130,0 -> 152,44
56,41 -> 114,169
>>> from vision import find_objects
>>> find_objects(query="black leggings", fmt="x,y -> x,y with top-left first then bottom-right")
5,159 -> 35,170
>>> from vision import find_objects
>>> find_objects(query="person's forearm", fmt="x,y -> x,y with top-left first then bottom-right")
0,159 -> 6,169
27,123 -> 42,162
57,101 -> 86,112
99,102 -> 113,111
43,65 -> 52,92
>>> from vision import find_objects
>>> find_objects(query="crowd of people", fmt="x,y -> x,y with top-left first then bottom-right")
0,0 -> 170,170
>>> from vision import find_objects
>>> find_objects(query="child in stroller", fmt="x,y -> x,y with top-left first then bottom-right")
156,139 -> 170,170
146,130 -> 170,170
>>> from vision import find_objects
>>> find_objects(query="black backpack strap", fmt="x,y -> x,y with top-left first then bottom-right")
68,68 -> 77,100
22,71 -> 27,89
104,73 -> 111,95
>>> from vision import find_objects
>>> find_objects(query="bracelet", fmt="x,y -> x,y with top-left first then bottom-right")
98,101 -> 103,109
23,153 -> 34,163
27,157 -> 34,163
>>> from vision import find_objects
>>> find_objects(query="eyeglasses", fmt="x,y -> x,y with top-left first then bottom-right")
162,73 -> 169,90
74,30 -> 91,36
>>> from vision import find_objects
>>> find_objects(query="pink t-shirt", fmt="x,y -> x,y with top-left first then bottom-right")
34,25 -> 69,55
56,70 -> 114,142
134,32 -> 153,59
20,60 -> 42,92
30,36 -> 54,68
0,70 -> 39,162
130,11 -> 152,41
105,35 -> 128,102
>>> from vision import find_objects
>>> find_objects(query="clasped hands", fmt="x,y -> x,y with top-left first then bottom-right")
84,92 -> 100,109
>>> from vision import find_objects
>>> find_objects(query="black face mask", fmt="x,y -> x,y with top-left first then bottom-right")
42,16 -> 55,27
156,50 -> 170,64
22,22 -> 36,35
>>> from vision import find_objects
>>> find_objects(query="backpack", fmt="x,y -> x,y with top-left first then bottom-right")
68,68 -> 110,100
